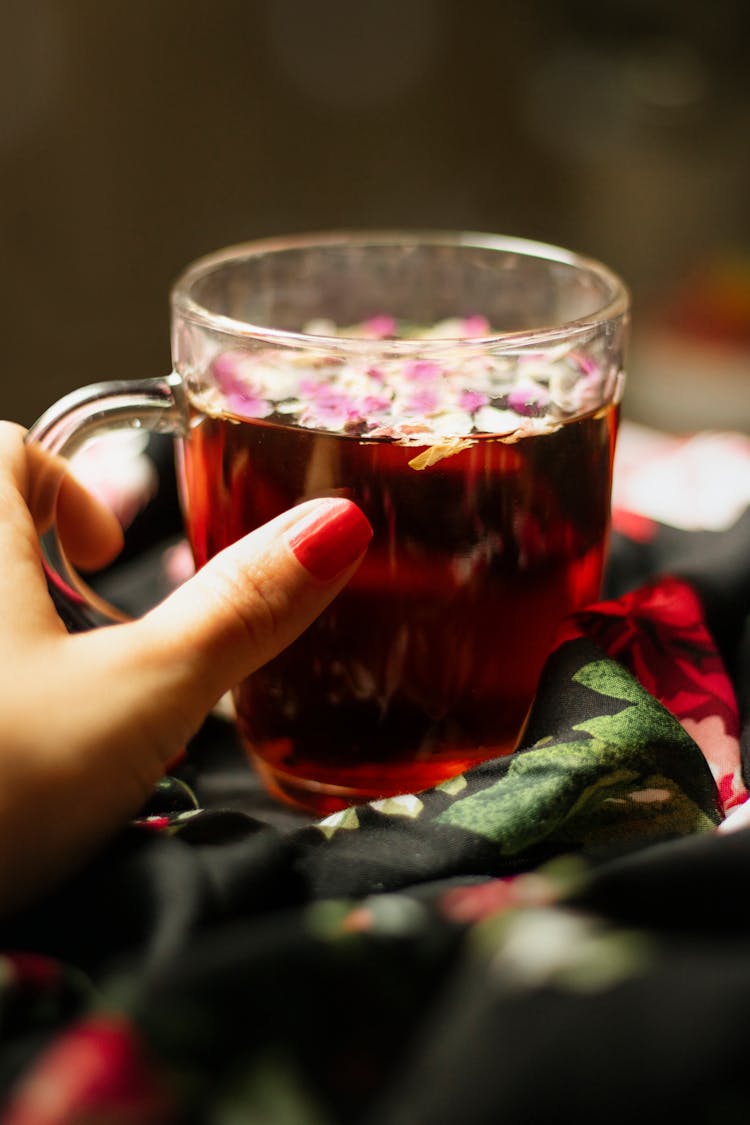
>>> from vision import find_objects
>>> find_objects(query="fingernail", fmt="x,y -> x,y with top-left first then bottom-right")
287,499 -> 373,581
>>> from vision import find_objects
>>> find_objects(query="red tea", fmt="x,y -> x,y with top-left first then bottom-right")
177,401 -> 617,813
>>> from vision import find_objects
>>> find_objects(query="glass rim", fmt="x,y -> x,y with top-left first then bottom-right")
171,230 -> 630,352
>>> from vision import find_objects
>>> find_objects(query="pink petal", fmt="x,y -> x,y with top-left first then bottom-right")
403,360 -> 444,383
458,389 -> 490,412
461,314 -> 491,337
363,314 -> 397,339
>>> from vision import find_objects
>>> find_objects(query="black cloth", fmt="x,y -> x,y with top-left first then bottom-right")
2,501 -> 750,1123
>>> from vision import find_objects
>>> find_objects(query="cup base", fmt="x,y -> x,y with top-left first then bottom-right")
249,747 -> 515,817
250,756 -> 375,816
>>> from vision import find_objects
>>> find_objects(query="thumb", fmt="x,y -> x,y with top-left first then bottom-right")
114,496 -> 373,754
0,497 -> 372,913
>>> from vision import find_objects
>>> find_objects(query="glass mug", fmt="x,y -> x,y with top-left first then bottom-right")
27,232 -> 629,814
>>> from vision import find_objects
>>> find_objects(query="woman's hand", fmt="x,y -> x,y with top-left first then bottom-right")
0,422 -> 372,914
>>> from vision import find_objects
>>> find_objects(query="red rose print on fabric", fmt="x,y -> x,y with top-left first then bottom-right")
554,575 -> 746,813
3,1014 -> 174,1125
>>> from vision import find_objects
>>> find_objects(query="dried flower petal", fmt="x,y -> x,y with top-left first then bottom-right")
408,438 -> 475,470
458,389 -> 490,412
190,316 -> 609,443
403,360 -> 444,383
462,314 -> 491,337
363,314 -> 397,339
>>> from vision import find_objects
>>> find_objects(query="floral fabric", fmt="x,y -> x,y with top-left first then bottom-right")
3,428 -> 750,1123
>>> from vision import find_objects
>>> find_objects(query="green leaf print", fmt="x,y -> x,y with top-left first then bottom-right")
436,658 -> 721,853
572,660 -> 694,747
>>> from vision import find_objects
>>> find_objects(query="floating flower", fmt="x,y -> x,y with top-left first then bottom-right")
357,393 -> 392,417
457,389 -> 490,412
474,405 -> 525,434
193,317 -> 612,443
402,387 -> 440,415
461,313 -> 491,337
573,350 -> 600,376
210,352 -> 272,419
508,381 -> 550,415
362,314 -> 397,338
403,359 -> 444,383
428,410 -> 475,437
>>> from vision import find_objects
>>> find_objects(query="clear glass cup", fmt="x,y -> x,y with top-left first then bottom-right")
27,231 -> 629,814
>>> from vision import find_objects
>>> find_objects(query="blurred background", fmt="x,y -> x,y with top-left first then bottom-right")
2,0 -> 749,429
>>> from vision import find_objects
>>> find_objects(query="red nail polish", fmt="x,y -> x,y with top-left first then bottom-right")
288,499 -> 373,580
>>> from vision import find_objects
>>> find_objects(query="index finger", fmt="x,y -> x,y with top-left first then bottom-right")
0,422 -> 65,640
0,423 -> 123,641
24,434 -> 125,572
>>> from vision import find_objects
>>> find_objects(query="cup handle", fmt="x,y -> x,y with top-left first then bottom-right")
25,373 -> 188,631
